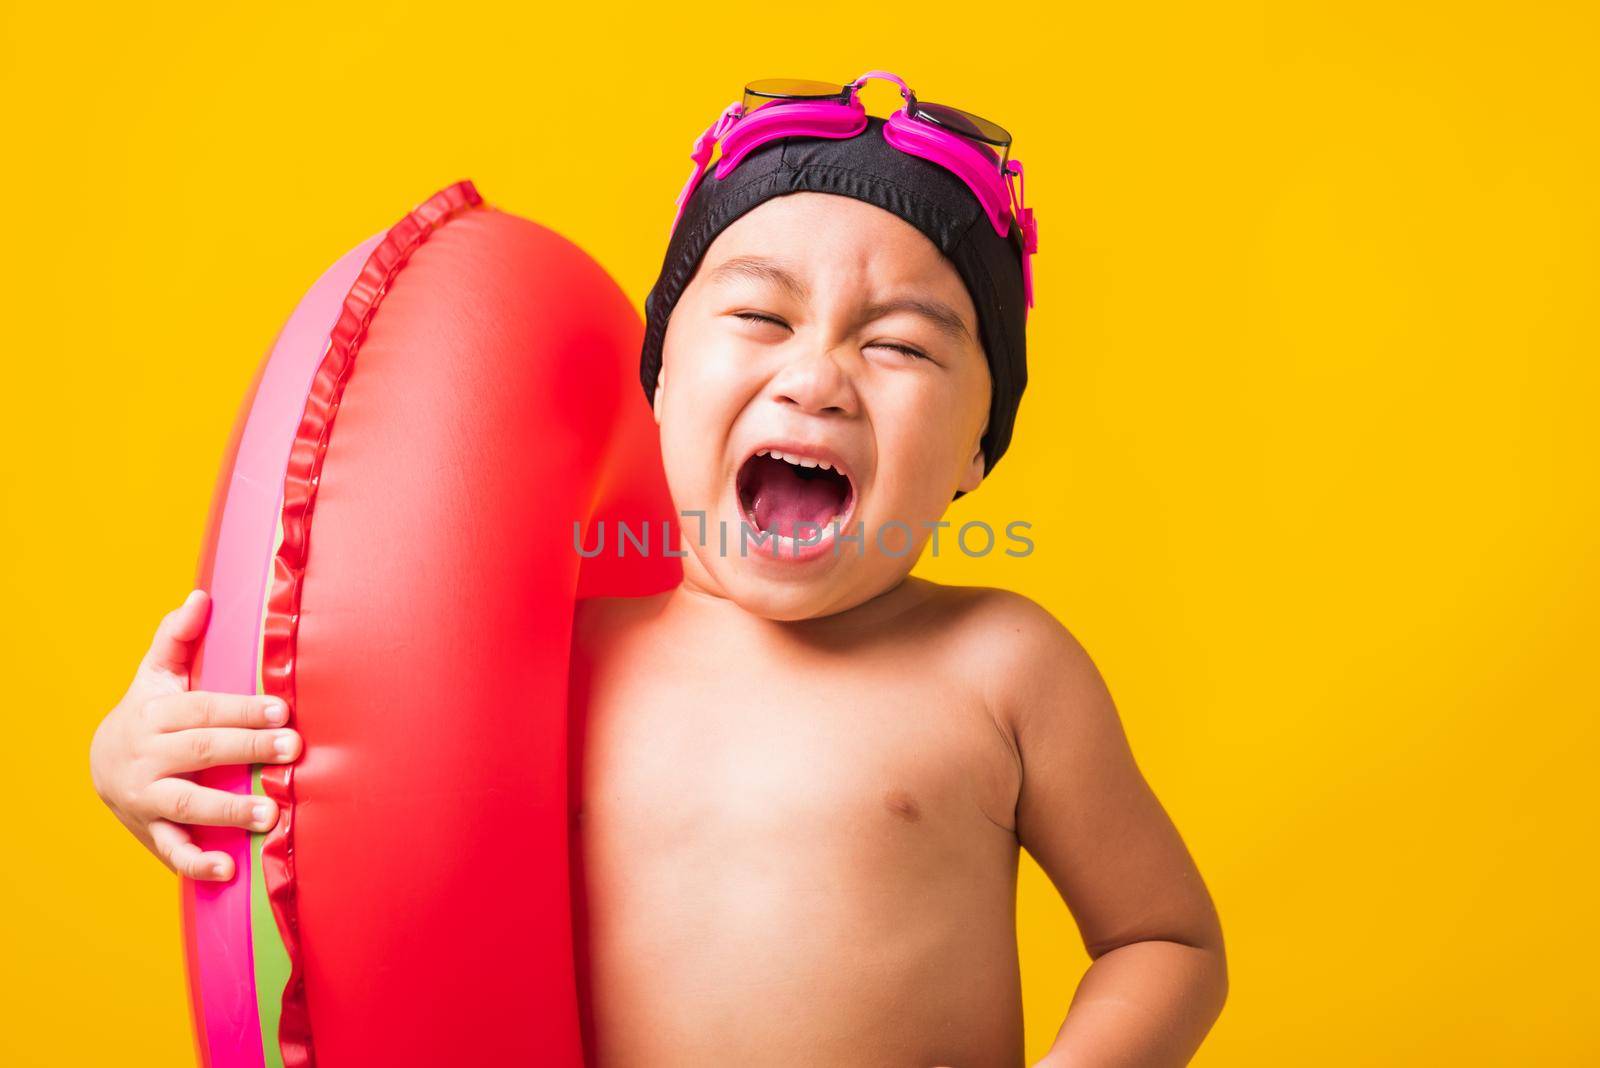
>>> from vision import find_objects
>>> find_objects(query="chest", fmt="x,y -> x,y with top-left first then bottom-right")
572,640 -> 1021,853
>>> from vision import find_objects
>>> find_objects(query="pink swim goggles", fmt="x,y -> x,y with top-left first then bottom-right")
670,70 -> 1038,312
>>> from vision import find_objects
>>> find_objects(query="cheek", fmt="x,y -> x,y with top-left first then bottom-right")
657,323 -> 759,494
669,340 -> 750,407
869,377 -> 984,491
873,427 -> 957,516
664,312 -> 767,408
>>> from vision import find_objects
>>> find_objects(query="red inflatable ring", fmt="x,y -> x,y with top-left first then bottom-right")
181,180 -> 679,1067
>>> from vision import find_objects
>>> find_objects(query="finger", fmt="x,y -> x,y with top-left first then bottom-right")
146,777 -> 279,832
145,691 -> 288,732
140,589 -> 211,678
152,726 -> 301,775
148,818 -> 235,881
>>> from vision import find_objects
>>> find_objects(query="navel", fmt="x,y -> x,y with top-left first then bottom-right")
882,787 -> 921,823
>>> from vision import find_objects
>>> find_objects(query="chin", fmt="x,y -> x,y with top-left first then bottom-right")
726,585 -> 838,622
714,566 -> 882,622
707,524 -> 925,620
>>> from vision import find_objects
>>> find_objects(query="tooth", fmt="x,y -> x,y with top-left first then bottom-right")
818,461 -> 833,471
769,450 -> 785,462
797,457 -> 818,468
757,449 -> 770,458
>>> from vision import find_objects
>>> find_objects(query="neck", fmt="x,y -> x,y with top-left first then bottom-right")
668,562 -> 926,639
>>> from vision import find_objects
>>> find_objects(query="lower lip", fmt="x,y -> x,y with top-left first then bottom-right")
735,494 -> 857,565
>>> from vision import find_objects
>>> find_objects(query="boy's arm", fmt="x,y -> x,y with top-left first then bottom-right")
982,593 -> 1228,1067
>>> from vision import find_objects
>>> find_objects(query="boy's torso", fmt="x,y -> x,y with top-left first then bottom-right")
570,579 -> 1027,1067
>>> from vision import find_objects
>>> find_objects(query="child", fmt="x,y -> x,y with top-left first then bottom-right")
92,82 -> 1226,1067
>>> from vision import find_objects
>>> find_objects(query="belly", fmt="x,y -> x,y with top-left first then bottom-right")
575,696 -> 1025,1067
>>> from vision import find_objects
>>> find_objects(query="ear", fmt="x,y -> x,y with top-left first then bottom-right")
651,366 -> 666,426
957,423 -> 987,495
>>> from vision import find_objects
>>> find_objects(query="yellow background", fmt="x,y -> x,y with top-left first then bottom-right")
2,2 -> 1595,1064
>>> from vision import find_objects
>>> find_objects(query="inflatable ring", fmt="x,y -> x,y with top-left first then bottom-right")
182,180 -> 679,1067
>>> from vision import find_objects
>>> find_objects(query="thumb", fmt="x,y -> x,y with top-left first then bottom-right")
140,588 -> 211,680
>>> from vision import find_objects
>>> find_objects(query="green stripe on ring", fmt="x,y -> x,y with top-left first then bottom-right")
250,762 -> 290,1068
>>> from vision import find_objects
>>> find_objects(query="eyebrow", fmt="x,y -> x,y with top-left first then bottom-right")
860,297 -> 973,345
705,254 -> 975,345
706,255 -> 810,303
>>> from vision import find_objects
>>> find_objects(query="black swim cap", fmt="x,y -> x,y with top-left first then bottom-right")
639,115 -> 1029,477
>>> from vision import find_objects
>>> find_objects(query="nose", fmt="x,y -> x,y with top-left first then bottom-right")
767,343 -> 858,417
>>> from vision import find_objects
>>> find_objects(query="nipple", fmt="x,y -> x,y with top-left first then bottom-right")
882,787 -> 922,823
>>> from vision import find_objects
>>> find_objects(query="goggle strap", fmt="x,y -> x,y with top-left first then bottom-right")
1006,161 -> 1037,311
670,100 -> 744,236
849,69 -> 914,101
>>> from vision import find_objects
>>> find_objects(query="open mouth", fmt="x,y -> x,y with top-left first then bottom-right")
735,447 -> 856,543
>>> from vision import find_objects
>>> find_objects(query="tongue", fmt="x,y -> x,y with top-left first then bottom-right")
751,465 -> 843,539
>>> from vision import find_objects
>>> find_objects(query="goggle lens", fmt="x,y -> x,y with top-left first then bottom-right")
736,78 -> 1017,175
742,79 -> 851,114
910,100 -> 1013,173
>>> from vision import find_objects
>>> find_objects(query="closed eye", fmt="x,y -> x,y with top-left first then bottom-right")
734,313 -> 925,361
869,341 -> 927,360
734,311 -> 788,328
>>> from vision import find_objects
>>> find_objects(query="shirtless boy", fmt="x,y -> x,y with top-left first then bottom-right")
92,79 -> 1227,1066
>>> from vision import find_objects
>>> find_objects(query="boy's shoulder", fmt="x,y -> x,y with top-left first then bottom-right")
912,578 -> 1105,732
912,577 -> 1080,652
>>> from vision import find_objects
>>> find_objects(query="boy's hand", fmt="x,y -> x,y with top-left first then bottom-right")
89,588 -> 302,882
